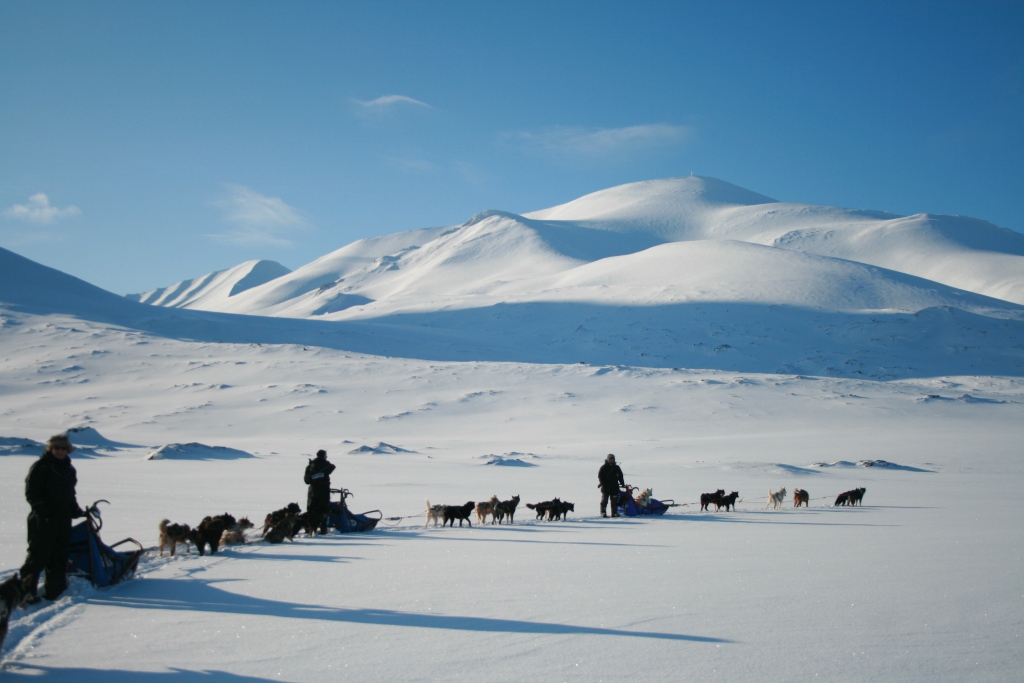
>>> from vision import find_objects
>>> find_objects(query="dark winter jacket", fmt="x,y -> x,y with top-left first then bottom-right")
25,451 -> 82,528
304,457 -> 336,508
598,461 -> 625,494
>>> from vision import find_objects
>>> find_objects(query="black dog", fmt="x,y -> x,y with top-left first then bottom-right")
716,492 -> 739,512
262,503 -> 302,536
494,495 -> 521,524
190,513 -> 237,556
700,489 -> 725,512
849,487 -> 866,506
549,500 -> 575,521
293,510 -> 320,536
264,515 -> 299,543
835,488 -> 866,507
1,572 -> 26,651
527,499 -> 558,520
443,501 -> 476,527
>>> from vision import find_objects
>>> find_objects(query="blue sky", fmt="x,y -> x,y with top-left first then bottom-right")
2,1 -> 1022,295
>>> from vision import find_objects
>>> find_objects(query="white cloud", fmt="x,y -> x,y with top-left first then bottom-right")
350,94 -> 432,113
3,193 -> 81,225
210,185 -> 307,247
507,124 -> 693,159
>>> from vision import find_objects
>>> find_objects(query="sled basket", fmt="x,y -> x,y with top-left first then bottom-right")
615,487 -> 677,517
68,500 -> 145,588
326,488 -> 382,533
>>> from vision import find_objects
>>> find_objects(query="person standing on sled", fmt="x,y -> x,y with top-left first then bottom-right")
20,433 -> 85,604
598,453 -> 625,518
304,449 -> 336,534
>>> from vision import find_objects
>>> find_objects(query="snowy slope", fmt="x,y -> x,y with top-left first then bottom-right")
126,259 -> 291,310
1,303 -> 1022,682
133,177 -> 1024,318
527,177 -> 1024,304
2,177 -> 1024,680
207,226 -> 453,317
3,241 -> 1024,379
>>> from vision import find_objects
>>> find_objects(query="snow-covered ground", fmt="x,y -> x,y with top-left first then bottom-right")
1,177 -> 1022,681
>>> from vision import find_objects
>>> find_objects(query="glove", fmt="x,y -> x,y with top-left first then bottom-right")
72,507 -> 86,519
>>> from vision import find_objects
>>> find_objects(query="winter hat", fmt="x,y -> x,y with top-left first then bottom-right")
606,453 -> 616,463
316,449 -> 327,458
48,433 -> 74,452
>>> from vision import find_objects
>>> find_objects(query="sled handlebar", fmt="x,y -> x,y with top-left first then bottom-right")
85,499 -> 111,531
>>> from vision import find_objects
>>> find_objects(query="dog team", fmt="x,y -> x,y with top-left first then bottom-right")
425,494 -> 580,527
697,486 -> 865,510
157,497 -> 357,557
158,514 -> 257,557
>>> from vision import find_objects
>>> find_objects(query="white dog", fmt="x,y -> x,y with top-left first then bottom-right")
425,500 -> 445,527
634,488 -> 653,507
766,487 -> 787,510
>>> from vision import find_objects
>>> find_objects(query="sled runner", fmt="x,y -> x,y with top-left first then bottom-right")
615,485 -> 677,517
326,488 -> 382,533
68,500 -> 145,587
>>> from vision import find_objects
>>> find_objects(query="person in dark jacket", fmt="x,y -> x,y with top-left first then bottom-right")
20,433 -> 84,604
304,449 -> 336,534
598,453 -> 626,518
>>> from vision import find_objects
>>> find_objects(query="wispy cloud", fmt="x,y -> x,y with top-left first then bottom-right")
506,124 -> 693,160
388,157 -> 439,173
209,185 -> 307,248
3,193 -> 81,225
350,94 -> 433,120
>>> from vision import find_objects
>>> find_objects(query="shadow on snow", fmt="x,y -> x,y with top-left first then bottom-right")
90,577 -> 731,644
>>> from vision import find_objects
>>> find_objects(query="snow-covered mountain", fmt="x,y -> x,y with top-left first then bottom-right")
131,177 -> 1024,318
126,259 -> 291,310
3,176 -> 1024,378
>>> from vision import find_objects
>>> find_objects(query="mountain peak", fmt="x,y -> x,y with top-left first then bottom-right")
525,176 -> 777,225
127,259 -> 290,310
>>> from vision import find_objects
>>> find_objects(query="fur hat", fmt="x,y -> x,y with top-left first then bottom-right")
316,449 -> 327,458
605,453 -> 616,463
47,433 -> 74,453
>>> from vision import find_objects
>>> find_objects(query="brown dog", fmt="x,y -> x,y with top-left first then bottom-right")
793,489 -> 809,507
158,519 -> 192,556
475,496 -> 500,525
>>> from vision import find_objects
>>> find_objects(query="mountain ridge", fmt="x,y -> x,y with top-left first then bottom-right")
135,176 -> 1024,316
3,176 -> 1024,379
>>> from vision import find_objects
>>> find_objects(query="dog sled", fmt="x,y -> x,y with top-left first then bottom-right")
616,485 -> 678,517
68,500 -> 146,588
326,488 -> 382,533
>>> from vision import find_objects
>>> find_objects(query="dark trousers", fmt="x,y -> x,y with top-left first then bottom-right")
600,490 -> 620,517
307,491 -> 330,534
21,516 -> 71,600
